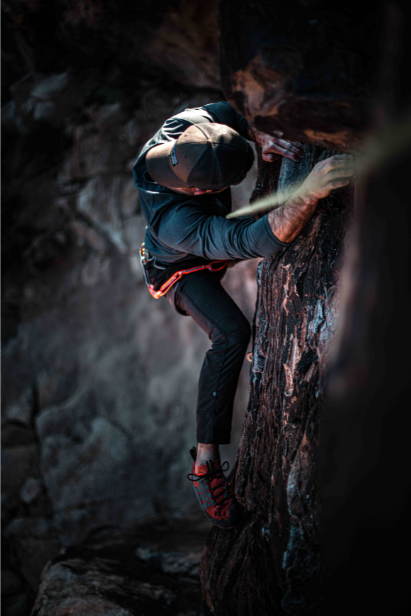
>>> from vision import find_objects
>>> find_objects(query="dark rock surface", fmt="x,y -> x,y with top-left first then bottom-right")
201,146 -> 354,615
2,3 -> 259,613
320,127 -> 411,614
1,0 -> 220,104
219,1 -> 380,150
31,508 -> 208,616
6,1 -> 408,614
1,67 -> 257,544
202,2 -> 411,612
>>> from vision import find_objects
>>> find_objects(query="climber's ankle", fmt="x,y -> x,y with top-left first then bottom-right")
196,443 -> 219,471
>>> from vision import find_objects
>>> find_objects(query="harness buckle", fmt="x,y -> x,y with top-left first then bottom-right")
139,243 -> 154,286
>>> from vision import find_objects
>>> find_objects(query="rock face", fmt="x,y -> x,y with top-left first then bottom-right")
1,0 -> 220,100
1,68 -> 257,536
201,146 -> 353,615
1,85 -> 259,607
199,3 -> 389,613
58,0 -> 221,91
1,69 -> 221,539
31,508 -> 208,616
1,2 -> 259,612
5,1 -> 406,614
219,0 -> 380,150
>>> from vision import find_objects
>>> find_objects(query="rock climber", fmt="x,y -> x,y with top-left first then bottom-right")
133,101 -> 353,528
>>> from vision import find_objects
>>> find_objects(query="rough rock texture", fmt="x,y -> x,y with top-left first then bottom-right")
1,3 -> 259,613
198,3 -> 393,613
5,1 -> 406,614
1,0 -> 220,103
201,146 -> 353,615
1,74 -> 258,610
219,0 -> 380,150
31,508 -> 208,615
58,0 -> 221,91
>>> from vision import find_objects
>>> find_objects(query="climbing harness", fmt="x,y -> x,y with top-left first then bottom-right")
139,243 -> 228,299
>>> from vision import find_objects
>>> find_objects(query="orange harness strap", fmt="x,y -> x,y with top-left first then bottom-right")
148,260 -> 228,299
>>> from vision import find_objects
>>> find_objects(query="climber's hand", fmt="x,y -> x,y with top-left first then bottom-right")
297,154 -> 354,203
249,128 -> 305,163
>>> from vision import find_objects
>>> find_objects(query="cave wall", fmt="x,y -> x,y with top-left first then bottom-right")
219,0 -> 380,150
4,2 -> 410,614
200,2 -> 388,615
1,0 -> 220,103
1,1 -> 260,610
201,146 -> 353,616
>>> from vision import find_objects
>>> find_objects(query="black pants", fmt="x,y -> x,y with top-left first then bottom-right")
167,268 -> 251,445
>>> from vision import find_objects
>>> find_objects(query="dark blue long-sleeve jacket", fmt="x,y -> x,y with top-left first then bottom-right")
133,102 -> 286,289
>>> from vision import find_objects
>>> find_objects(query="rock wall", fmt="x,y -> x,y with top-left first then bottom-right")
30,508 -> 209,616
200,1 -> 382,614
219,0 -> 379,150
201,146 -> 353,616
1,2 -> 259,612
5,2 -> 409,614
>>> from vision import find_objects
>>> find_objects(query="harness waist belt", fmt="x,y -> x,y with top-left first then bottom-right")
139,243 -> 228,299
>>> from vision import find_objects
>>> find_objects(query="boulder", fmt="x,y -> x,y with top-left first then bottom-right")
31,509 -> 207,616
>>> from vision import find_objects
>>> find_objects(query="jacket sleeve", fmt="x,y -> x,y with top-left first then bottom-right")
153,201 -> 287,261
202,102 -> 251,140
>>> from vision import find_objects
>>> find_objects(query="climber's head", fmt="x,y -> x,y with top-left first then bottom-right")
145,123 -> 254,194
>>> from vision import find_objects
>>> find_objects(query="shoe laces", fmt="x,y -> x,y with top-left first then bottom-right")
187,460 -> 230,507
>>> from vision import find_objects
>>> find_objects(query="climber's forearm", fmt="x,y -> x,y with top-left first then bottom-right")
268,153 -> 354,243
268,192 -> 318,244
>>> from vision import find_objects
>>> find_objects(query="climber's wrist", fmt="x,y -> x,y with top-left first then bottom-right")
285,189 -> 319,209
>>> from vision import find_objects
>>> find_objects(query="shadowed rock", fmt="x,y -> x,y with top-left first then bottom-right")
219,1 -> 380,150
201,144 -> 354,615
31,509 -> 208,616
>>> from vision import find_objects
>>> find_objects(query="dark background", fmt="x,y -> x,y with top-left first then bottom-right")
3,2 -> 411,615
1,0 -> 261,611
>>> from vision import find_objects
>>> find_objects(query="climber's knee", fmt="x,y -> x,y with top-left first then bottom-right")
209,313 -> 251,354
225,319 -> 251,354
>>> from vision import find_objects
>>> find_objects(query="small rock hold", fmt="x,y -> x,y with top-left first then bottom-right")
30,73 -> 69,99
19,477 -> 42,504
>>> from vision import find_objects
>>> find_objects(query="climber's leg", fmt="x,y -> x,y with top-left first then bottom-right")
173,268 -> 251,448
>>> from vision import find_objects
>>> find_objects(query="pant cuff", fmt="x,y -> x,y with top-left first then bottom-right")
196,431 -> 231,445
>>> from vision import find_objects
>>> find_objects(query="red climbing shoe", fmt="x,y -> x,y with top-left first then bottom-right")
187,447 -> 239,529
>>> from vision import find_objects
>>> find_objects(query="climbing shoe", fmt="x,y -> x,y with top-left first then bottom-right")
187,447 -> 239,529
